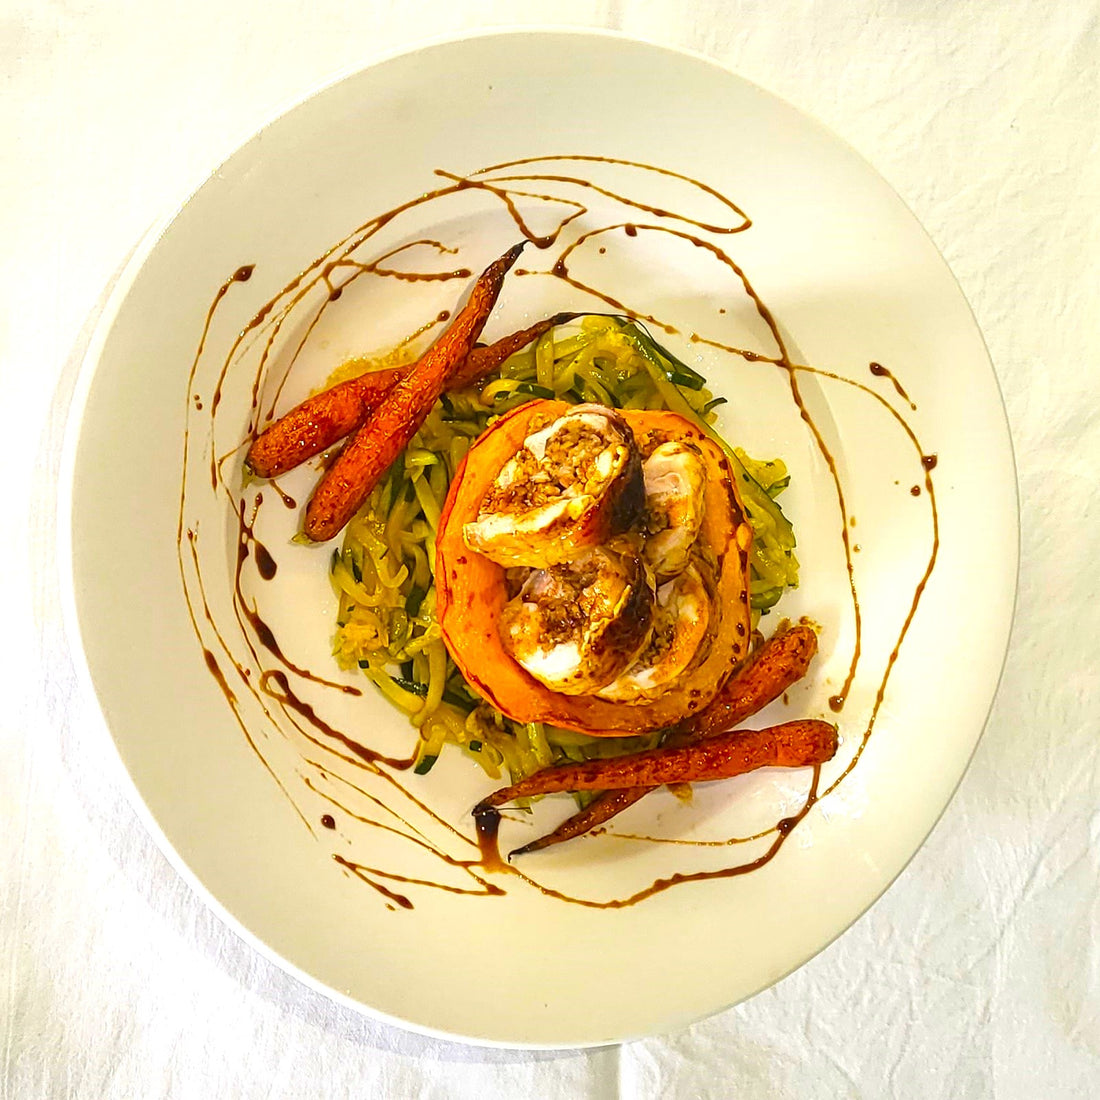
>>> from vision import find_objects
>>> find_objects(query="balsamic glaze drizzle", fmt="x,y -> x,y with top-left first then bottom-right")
177,155 -> 939,910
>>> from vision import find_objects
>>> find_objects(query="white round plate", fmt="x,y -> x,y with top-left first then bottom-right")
61,30 -> 1017,1047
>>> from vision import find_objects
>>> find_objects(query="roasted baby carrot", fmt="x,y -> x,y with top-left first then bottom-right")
475,719 -> 838,812
245,370 -> 400,479
508,786 -> 647,857
511,624 -> 819,855
450,311 -> 580,389
685,623 -> 818,739
304,243 -> 525,542
245,311 -> 579,479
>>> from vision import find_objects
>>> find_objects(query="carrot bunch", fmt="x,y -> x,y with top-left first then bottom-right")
245,243 -> 547,541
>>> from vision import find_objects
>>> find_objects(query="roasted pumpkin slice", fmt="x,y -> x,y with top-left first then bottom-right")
436,400 -> 753,736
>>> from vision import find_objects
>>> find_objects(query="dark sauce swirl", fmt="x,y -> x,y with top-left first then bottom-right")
177,155 -> 938,909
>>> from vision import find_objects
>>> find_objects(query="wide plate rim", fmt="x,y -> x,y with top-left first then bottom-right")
57,26 -> 1020,1049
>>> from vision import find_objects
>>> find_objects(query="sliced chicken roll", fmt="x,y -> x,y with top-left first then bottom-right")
463,404 -> 644,568
595,564 -> 711,703
641,440 -> 708,581
498,548 -> 654,695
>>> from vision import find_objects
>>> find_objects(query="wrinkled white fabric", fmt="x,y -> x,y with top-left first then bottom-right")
3,2 -> 1097,1096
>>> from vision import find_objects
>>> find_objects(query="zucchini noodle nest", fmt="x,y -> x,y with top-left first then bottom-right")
329,316 -> 799,787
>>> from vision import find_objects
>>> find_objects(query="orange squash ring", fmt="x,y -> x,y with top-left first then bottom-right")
435,400 -> 753,736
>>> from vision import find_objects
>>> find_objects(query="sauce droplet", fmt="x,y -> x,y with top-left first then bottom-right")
321,814 -> 336,829
254,542 -> 278,580
475,810 -> 508,873
869,361 -> 917,409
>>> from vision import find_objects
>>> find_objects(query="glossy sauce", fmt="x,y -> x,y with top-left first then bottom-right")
236,498 -> 360,696
870,361 -> 916,410
473,764 -> 822,908
178,155 -> 939,910
269,479 -> 297,509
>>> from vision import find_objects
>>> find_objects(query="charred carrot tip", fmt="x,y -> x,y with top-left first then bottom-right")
508,839 -> 546,858
302,243 -> 525,542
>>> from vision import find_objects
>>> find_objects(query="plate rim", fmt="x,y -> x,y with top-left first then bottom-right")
56,25 -> 1021,1049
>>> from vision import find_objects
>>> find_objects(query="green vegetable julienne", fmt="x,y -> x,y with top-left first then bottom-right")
329,315 -> 799,785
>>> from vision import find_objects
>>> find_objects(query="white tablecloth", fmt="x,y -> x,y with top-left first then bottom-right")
4,2 -> 1098,1096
